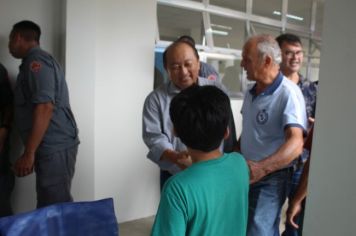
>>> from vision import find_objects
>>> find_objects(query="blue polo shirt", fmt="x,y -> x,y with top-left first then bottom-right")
240,72 -> 307,163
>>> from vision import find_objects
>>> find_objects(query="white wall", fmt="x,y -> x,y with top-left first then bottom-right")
94,0 -> 159,222
1,0 -> 159,222
0,0 -> 65,212
303,0 -> 356,235
66,0 -> 159,222
65,0 -> 96,203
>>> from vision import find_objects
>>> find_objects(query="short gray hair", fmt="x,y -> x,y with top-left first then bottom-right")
255,34 -> 281,65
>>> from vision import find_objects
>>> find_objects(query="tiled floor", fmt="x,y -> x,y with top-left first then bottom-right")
119,215 -> 155,236
119,203 -> 287,236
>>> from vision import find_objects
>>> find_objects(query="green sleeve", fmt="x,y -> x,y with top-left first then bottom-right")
151,190 -> 187,236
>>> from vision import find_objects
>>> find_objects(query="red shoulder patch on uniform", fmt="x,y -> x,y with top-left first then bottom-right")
207,74 -> 217,81
30,61 -> 42,73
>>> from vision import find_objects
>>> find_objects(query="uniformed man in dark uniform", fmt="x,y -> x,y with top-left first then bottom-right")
8,20 -> 79,208
0,63 -> 14,216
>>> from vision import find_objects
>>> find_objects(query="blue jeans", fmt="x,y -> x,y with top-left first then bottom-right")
247,167 -> 293,236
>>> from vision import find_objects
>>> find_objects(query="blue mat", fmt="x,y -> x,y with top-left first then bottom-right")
0,198 -> 118,236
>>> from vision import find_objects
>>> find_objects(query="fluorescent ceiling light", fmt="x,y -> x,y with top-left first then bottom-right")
201,52 -> 236,60
273,11 -> 304,21
211,23 -> 233,31
207,28 -> 229,36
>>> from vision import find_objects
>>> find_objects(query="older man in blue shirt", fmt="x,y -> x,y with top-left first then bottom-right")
238,34 -> 307,236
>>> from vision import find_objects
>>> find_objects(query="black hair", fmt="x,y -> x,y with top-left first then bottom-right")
163,41 -> 200,70
170,85 -> 230,152
177,35 -> 196,47
275,33 -> 302,48
12,20 -> 41,43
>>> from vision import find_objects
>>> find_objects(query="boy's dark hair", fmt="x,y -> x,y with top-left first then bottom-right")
275,33 -> 302,48
12,20 -> 41,43
163,41 -> 199,70
170,85 -> 230,152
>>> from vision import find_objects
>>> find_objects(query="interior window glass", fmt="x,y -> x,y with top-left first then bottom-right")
157,5 -> 204,43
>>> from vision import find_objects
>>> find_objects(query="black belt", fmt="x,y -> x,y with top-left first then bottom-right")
267,166 -> 295,177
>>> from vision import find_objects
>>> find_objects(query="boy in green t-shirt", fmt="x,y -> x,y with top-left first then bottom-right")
151,85 -> 249,236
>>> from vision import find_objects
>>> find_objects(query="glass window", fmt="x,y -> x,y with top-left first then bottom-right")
205,57 -> 244,98
251,23 -> 281,37
153,49 -> 169,89
308,67 -> 319,82
210,0 -> 246,12
156,0 -> 324,90
253,0 -> 282,21
315,1 -> 324,36
287,0 -> 312,28
309,45 -> 320,82
299,36 -> 310,78
221,59 -> 244,98
210,14 -> 245,49
197,52 -> 246,98
157,5 -> 204,43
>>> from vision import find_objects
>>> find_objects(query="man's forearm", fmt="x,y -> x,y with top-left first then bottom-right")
259,127 -> 304,175
292,159 -> 310,204
24,102 -> 54,155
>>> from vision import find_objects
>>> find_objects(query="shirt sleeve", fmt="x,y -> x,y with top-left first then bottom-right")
27,58 -> 55,104
283,88 -> 307,133
142,92 -> 176,171
151,187 -> 187,236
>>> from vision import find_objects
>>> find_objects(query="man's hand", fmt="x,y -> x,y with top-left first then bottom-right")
286,199 -> 303,229
176,151 -> 192,169
308,117 -> 315,126
247,160 -> 267,184
14,152 -> 35,177
161,149 -> 192,170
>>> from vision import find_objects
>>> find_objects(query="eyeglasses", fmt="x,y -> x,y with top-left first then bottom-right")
284,50 -> 304,57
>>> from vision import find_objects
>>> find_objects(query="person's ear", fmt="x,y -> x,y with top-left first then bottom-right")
264,55 -> 272,67
223,127 -> 230,140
